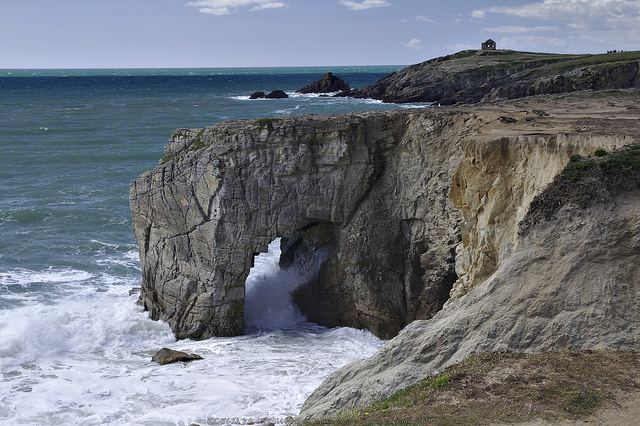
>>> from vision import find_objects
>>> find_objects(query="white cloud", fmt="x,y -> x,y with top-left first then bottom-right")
187,0 -> 285,15
415,15 -> 435,23
496,35 -> 569,51
339,0 -> 391,11
250,2 -> 285,11
405,38 -> 422,50
471,10 -> 486,19
485,25 -> 560,33
486,0 -> 640,31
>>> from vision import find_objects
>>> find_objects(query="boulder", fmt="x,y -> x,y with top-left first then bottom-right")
265,90 -> 288,99
249,91 -> 266,99
151,348 -> 203,365
296,72 -> 350,94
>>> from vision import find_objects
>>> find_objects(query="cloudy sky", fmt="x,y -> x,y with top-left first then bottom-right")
1,0 -> 638,68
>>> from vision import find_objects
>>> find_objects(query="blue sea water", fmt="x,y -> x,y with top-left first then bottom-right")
0,67 -> 421,425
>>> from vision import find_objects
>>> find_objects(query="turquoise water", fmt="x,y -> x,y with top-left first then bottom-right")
0,67 -> 421,424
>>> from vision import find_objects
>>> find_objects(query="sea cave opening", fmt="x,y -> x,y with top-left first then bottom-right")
244,238 -> 309,333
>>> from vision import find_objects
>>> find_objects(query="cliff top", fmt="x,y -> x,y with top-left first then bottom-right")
351,49 -> 640,104
410,49 -> 640,74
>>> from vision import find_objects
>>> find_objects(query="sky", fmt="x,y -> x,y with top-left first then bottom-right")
1,0 -> 639,69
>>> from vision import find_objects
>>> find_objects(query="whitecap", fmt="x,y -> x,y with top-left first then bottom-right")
0,268 -> 93,287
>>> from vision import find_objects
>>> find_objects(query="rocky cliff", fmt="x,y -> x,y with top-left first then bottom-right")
345,50 -> 640,104
297,90 -> 640,419
130,89 -> 640,418
130,109 -> 467,340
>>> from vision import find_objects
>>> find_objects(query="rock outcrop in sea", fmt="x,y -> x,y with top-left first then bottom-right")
130,110 -> 461,340
296,72 -> 350,94
249,90 -> 289,99
129,50 -> 640,420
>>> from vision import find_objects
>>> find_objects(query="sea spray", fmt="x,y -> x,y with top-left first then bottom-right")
245,238 -> 307,331
0,239 -> 384,425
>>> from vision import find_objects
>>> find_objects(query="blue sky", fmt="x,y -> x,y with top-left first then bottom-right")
1,0 -> 639,68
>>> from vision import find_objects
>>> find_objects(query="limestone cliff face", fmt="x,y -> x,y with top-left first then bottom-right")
299,186 -> 640,420
130,111 -> 472,340
130,90 -> 640,345
449,132 -> 630,298
130,90 -> 640,419
297,91 -> 640,420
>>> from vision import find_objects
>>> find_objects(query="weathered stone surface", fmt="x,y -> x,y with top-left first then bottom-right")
296,72 -> 350,94
151,348 -> 203,365
265,90 -> 288,99
130,89 -> 640,420
130,90 -> 640,345
130,109 -> 469,340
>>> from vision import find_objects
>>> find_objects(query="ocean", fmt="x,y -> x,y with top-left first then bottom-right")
0,66 -> 422,425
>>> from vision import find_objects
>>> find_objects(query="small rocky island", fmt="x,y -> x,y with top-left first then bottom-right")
130,49 -> 640,421
296,72 -> 350,94
249,89 -> 289,99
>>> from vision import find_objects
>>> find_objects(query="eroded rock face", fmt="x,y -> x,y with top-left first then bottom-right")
448,132 -> 631,298
297,92 -> 640,420
130,90 -> 640,357
130,110 -> 469,340
298,189 -> 640,419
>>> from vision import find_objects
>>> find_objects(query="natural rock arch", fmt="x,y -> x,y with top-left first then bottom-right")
130,110 -> 463,340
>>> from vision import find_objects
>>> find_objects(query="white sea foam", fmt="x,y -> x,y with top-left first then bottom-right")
245,239 -> 306,330
0,267 -> 93,287
0,240 -> 384,425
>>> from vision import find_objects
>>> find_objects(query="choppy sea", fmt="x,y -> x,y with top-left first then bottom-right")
0,67 -> 424,425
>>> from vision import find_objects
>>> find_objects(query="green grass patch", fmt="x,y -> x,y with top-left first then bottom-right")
253,117 -> 281,129
305,351 -> 640,425
566,390 -> 602,414
430,373 -> 452,389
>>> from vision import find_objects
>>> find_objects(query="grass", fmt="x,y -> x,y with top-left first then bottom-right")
305,350 -> 640,425
160,129 -> 207,165
253,117 -> 281,129
432,50 -> 640,80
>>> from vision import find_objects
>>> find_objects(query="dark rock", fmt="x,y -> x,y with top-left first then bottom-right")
346,50 -> 640,104
249,91 -> 266,99
297,72 -> 350,94
151,348 -> 203,365
265,90 -> 289,99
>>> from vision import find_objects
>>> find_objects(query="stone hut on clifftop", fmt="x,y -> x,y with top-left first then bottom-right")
482,39 -> 496,50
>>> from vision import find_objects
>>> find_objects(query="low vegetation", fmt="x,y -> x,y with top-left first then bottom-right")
253,117 -> 281,130
306,350 -> 640,425
439,50 -> 640,77
520,143 -> 640,232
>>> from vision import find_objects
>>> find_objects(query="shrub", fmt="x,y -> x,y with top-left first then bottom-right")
431,373 -> 452,389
